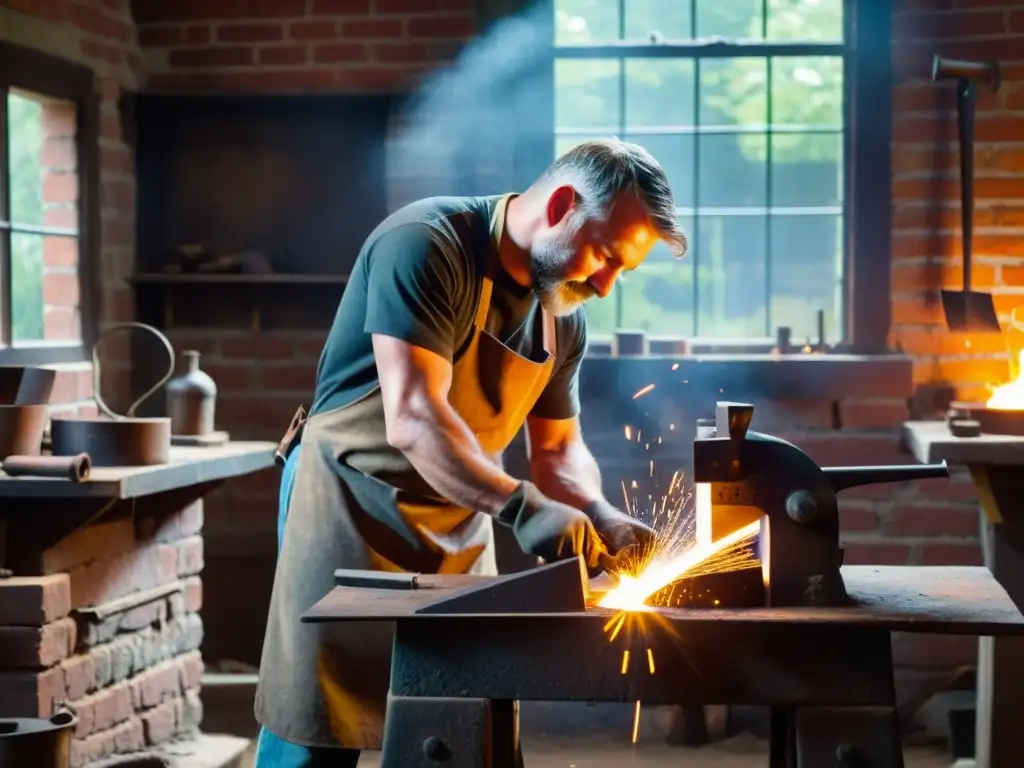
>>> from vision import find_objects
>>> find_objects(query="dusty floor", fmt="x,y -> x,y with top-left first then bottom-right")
238,734 -> 953,767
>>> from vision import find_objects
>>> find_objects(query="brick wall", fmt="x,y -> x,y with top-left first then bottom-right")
891,1 -> 1024,404
0,501 -> 205,767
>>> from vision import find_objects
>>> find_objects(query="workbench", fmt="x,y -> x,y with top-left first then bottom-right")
903,421 -> 1024,768
305,563 -> 1024,768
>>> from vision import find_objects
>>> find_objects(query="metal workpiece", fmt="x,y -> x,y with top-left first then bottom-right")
693,401 -> 949,608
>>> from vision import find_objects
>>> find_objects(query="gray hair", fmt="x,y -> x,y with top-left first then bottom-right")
537,138 -> 688,258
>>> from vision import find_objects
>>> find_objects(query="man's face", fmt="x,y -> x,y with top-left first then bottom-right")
529,188 -> 659,317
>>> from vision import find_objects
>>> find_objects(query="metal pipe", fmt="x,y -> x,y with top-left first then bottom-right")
823,461 -> 949,493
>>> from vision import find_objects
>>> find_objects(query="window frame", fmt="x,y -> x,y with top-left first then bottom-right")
0,41 -> 101,366
511,0 -> 892,354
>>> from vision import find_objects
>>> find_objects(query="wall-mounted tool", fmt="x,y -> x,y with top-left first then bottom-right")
932,54 -> 1002,332
692,402 -> 950,608
50,322 -> 175,467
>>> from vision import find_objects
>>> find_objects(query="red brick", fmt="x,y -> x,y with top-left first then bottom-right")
73,681 -> 133,737
839,501 -> 877,532
71,3 -> 131,41
892,10 -> 1006,41
169,47 -> 255,68
841,542 -> 912,565
137,500 -> 204,544
0,575 -> 71,626
42,516 -> 135,574
218,23 -> 285,42
67,544 -> 178,609
176,535 -> 205,577
344,19 -> 403,38
912,477 -> 980,504
312,43 -> 368,63
885,504 -> 979,537
918,541 -> 982,566
184,576 -> 203,613
407,15 -> 474,38
199,362 -> 258,393
219,331 -> 304,360
261,364 -> 315,392
61,653 -> 96,701
137,25 -> 182,46
311,0 -> 371,13
178,651 -> 204,690
892,633 -> 976,670
0,617 -> 76,669
781,433 -> 905,467
259,45 -> 307,65
377,0 -> 441,11
142,699 -> 180,745
290,21 -> 337,39
43,172 -> 78,203
130,660 -> 182,710
133,0 -> 306,21
0,667 -> 64,717
71,715 -> 145,768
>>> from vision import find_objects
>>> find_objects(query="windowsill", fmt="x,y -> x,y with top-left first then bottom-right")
0,344 -> 90,367
578,350 -> 913,401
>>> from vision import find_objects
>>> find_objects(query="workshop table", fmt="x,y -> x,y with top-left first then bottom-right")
902,421 -> 1024,768
304,563 -> 1024,768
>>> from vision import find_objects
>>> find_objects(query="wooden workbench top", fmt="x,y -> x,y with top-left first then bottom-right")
903,420 -> 1024,466
303,565 -> 1024,636
0,441 -> 277,501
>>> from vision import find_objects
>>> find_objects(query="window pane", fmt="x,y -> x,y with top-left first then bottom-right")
620,217 -> 695,336
624,1 -> 693,41
771,132 -> 843,208
700,58 -> 767,128
11,233 -> 80,343
697,133 -> 767,209
583,288 -> 618,336
770,56 -> 844,128
623,133 -> 695,209
9,90 -> 78,228
625,59 -> 695,128
767,0 -> 844,42
554,0 -> 620,45
555,59 -> 621,131
769,214 -> 843,343
695,214 -> 768,337
695,0 -> 764,40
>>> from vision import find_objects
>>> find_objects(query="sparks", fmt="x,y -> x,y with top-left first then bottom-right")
624,425 -> 632,440
631,701 -> 642,744
633,383 -> 656,400
620,650 -> 630,674
646,648 -> 655,674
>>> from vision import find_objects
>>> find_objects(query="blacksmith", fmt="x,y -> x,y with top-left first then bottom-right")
254,138 -> 687,767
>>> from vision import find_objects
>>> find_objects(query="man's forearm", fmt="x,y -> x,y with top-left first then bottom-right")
389,400 -> 520,516
530,440 -> 605,511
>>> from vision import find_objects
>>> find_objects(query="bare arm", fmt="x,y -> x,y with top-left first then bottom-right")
526,414 -> 605,511
373,333 -> 520,516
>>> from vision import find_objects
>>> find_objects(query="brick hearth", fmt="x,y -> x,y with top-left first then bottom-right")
0,500 -> 206,767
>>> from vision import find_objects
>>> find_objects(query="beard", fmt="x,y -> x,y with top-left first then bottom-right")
529,228 -> 597,317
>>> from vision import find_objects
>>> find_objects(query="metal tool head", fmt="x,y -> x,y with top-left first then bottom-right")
941,289 -> 1001,333
932,55 -> 1001,92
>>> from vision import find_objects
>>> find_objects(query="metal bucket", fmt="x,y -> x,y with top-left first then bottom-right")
0,708 -> 77,768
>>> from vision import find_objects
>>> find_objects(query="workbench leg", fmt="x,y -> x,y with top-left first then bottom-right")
380,695 -> 522,768
793,706 -> 903,768
975,500 -> 1024,768
768,707 -> 795,768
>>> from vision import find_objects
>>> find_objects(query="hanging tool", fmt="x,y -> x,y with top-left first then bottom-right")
932,54 -> 1002,332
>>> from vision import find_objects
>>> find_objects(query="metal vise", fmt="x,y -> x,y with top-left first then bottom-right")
692,402 -> 950,608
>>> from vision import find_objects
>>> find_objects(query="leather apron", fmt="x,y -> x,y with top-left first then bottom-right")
254,195 -> 558,749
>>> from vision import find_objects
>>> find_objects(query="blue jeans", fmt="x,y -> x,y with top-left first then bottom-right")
254,446 -> 360,768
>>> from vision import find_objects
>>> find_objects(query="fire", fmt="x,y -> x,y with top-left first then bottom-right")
988,349 -> 1024,410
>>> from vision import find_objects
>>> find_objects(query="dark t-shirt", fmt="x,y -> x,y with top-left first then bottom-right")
311,195 -> 588,421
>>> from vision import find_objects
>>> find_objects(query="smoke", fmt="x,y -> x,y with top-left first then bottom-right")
385,2 -> 553,208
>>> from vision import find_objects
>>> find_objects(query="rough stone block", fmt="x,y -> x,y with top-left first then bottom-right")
0,617 -> 77,668
0,574 -> 71,626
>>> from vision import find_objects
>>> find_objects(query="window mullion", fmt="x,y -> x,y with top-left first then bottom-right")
0,87 -> 10,347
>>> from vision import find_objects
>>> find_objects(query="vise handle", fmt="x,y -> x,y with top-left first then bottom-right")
823,461 -> 949,494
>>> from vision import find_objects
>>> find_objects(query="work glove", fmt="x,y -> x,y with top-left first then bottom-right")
583,499 -> 656,557
498,481 -> 609,573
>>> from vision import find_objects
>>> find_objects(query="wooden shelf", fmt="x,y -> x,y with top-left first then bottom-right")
130,272 -> 349,286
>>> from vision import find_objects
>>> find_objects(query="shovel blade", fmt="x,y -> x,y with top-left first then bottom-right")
941,289 -> 1001,332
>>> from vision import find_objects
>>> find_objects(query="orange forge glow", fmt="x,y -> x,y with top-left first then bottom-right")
988,349 -> 1024,410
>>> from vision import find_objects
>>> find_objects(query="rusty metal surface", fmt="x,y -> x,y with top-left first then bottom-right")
416,557 -> 589,615
387,615 -> 897,706
303,565 -> 1024,635
0,365 -> 56,406
0,405 -> 47,457
1,454 -> 91,482
50,417 -> 171,467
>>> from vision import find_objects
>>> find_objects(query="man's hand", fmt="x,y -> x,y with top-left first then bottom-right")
499,481 -> 609,572
583,499 -> 656,556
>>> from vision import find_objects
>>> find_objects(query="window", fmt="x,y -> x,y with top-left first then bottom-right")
551,0 -> 891,350
0,43 -> 98,365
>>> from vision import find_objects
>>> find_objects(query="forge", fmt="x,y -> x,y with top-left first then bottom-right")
304,402 -> 1024,768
